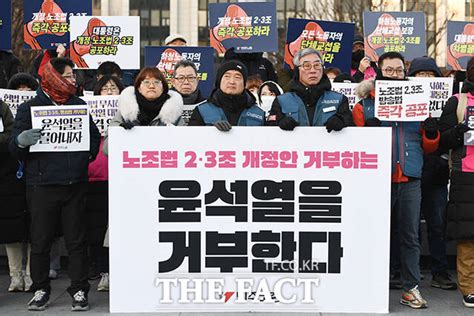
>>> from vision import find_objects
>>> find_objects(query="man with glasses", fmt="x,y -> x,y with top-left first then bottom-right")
9,57 -> 100,311
266,48 -> 353,131
171,60 -> 206,124
352,52 -> 440,309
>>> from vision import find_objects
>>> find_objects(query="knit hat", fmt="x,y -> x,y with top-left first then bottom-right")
408,56 -> 442,77
215,60 -> 248,88
353,34 -> 365,46
7,73 -> 39,90
165,33 -> 187,45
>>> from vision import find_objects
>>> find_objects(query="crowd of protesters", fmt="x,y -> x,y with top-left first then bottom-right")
0,31 -> 473,312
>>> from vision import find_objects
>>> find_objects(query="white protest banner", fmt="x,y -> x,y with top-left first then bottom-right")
375,80 -> 430,121
465,107 -> 474,146
0,89 -> 37,117
69,16 -> 140,69
30,105 -> 90,152
81,95 -> 119,136
408,77 -> 454,118
109,127 -> 391,313
331,82 -> 360,110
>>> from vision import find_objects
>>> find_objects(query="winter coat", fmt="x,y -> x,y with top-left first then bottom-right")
439,87 -> 474,240
103,87 -> 185,156
8,88 -> 101,186
0,102 -> 27,243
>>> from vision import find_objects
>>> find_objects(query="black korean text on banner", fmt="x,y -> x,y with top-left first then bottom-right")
108,127 -> 392,313
0,89 -> 37,118
81,95 -> 119,136
407,77 -> 454,118
30,105 -> 90,152
375,80 -> 430,121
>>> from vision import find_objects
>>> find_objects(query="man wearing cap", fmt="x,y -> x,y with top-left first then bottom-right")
407,56 -> 457,291
351,34 -> 377,82
188,60 -> 265,130
266,48 -> 352,132
165,34 -> 187,46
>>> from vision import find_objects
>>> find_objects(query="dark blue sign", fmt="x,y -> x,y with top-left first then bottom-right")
145,46 -> 215,98
0,0 -> 12,50
285,18 -> 355,72
446,21 -> 474,71
209,2 -> 278,54
363,12 -> 426,62
23,0 -> 92,49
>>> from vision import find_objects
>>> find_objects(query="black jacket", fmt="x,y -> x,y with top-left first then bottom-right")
188,89 -> 256,126
9,89 -> 101,186
0,51 -> 23,89
267,75 -> 353,127
0,101 -> 27,243
224,49 -> 278,82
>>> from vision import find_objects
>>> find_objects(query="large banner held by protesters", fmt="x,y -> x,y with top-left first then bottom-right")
446,21 -> 474,70
81,95 -> 119,136
375,80 -> 430,121
69,16 -> 140,69
23,0 -> 92,50
363,12 -> 426,62
285,19 -> 355,72
331,82 -> 360,110
209,2 -> 278,54
0,89 -> 37,118
407,77 -> 454,118
30,105 -> 90,152
0,0 -> 12,50
109,127 -> 391,313
145,46 -> 215,98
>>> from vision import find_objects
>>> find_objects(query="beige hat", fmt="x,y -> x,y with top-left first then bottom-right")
165,33 -> 188,45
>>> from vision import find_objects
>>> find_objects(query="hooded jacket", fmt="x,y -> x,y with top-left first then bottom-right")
103,87 -> 185,155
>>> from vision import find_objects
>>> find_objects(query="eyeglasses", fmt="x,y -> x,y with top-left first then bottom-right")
301,61 -> 323,71
100,86 -> 119,93
62,73 -> 76,80
141,79 -> 162,87
174,76 -> 197,83
382,68 -> 405,76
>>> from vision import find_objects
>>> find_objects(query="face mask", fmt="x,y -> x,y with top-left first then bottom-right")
259,95 -> 276,113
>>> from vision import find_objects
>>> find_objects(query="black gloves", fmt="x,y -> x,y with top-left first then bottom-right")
278,116 -> 299,131
454,123 -> 470,139
120,120 -> 139,130
423,117 -> 439,139
214,120 -> 232,132
325,114 -> 346,133
365,117 -> 382,127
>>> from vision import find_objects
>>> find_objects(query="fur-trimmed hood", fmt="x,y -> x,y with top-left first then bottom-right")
118,86 -> 184,125
355,80 -> 375,100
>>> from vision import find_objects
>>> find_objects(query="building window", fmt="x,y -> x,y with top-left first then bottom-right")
466,0 -> 474,19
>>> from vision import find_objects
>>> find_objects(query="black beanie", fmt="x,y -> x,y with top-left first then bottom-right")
7,73 -> 39,90
215,60 -> 248,88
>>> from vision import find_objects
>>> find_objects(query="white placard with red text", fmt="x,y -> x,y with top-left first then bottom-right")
109,127 -> 391,313
375,80 -> 430,121
331,82 -> 360,110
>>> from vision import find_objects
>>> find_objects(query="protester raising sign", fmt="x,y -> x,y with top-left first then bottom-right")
375,80 -> 430,121
363,12 -> 426,62
109,127 -> 391,313
69,16 -> 140,69
81,95 -> 119,136
285,19 -> 355,72
23,0 -> 92,49
209,2 -> 278,54
407,77 -> 454,118
0,0 -> 12,50
30,105 -> 90,152
0,89 -> 37,118
447,21 -> 474,71
145,46 -> 215,98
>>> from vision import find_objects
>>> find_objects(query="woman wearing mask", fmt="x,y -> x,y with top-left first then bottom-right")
86,75 -> 124,292
257,81 -> 283,117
